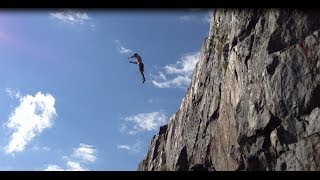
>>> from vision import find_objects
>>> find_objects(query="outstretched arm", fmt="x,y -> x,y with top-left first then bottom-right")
129,55 -> 138,64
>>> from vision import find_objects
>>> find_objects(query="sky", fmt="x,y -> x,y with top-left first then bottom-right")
0,9 -> 212,171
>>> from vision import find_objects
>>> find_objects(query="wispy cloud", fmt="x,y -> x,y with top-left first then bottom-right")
147,98 -> 163,104
5,88 -> 21,99
203,11 -> 213,24
117,145 -> 131,150
117,141 -> 142,154
152,75 -> 192,89
4,91 -> 57,155
50,11 -> 90,24
151,51 -> 200,89
43,143 -> 97,171
179,10 -> 213,24
45,161 -> 87,171
179,15 -> 195,22
50,10 -> 95,30
31,145 -> 51,152
120,112 -> 167,135
115,40 -> 133,55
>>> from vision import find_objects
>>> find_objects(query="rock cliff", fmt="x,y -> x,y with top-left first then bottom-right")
138,9 -> 320,171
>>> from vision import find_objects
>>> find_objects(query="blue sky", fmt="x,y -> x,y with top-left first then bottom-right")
0,9 -> 212,171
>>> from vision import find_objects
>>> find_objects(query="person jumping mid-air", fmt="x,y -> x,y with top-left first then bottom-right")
129,53 -> 146,83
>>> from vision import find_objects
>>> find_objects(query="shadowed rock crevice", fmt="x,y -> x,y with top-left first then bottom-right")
266,57 -> 280,76
303,85 -> 320,115
176,146 -> 189,171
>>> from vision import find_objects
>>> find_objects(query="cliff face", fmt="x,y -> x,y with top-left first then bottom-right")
138,9 -> 320,171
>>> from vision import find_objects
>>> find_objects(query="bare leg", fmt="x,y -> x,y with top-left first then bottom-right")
140,70 -> 146,83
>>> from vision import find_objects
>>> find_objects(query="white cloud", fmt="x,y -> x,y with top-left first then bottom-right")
4,91 -> 57,154
115,40 -> 133,55
44,165 -> 64,171
121,112 -> 167,135
44,161 -> 87,171
117,141 -> 142,154
72,143 -> 97,163
152,51 -> 200,89
43,143 -> 97,171
66,161 -> 87,171
164,52 -> 199,75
